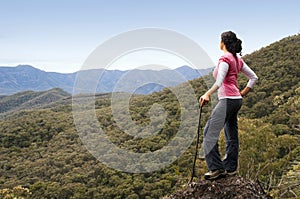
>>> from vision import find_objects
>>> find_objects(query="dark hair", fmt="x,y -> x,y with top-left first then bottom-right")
221,31 -> 242,57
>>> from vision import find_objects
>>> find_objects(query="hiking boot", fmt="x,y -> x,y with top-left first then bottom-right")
204,169 -> 226,180
226,170 -> 237,176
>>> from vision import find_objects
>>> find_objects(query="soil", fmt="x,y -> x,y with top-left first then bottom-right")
167,176 -> 272,199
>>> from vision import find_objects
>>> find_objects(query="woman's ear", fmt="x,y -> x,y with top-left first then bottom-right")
220,41 -> 225,50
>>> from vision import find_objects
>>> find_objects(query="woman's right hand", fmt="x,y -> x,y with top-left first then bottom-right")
199,93 -> 210,107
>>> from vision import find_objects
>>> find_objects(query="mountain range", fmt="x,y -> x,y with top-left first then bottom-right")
0,65 -> 212,95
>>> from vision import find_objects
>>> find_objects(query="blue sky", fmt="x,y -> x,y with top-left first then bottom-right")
0,0 -> 299,73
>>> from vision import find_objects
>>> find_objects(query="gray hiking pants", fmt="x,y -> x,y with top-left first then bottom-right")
203,98 -> 242,171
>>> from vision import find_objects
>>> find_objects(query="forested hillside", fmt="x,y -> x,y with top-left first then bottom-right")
0,34 -> 299,199
0,88 -> 70,118
240,34 -> 300,134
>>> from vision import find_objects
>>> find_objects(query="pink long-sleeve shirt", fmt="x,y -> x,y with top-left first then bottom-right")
213,52 -> 258,99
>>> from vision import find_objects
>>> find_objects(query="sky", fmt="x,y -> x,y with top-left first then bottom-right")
0,0 -> 299,73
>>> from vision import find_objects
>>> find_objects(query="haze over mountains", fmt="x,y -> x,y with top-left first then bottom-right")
0,65 -> 212,95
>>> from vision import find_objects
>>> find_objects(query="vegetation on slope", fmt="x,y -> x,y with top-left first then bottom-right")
240,34 -> 300,132
0,88 -> 70,118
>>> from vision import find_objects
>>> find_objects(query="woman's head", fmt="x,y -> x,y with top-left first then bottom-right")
220,31 -> 242,56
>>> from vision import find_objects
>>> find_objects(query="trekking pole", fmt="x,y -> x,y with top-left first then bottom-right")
189,104 -> 203,184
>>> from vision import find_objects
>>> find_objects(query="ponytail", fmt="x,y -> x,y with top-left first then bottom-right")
221,31 -> 242,57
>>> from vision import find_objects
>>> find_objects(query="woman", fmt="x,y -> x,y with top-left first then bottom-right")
199,31 -> 258,180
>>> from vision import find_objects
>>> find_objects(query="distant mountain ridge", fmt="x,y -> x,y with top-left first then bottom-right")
0,65 -> 212,95
0,65 -> 76,95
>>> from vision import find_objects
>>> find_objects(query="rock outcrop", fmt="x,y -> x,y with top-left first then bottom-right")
167,176 -> 272,199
